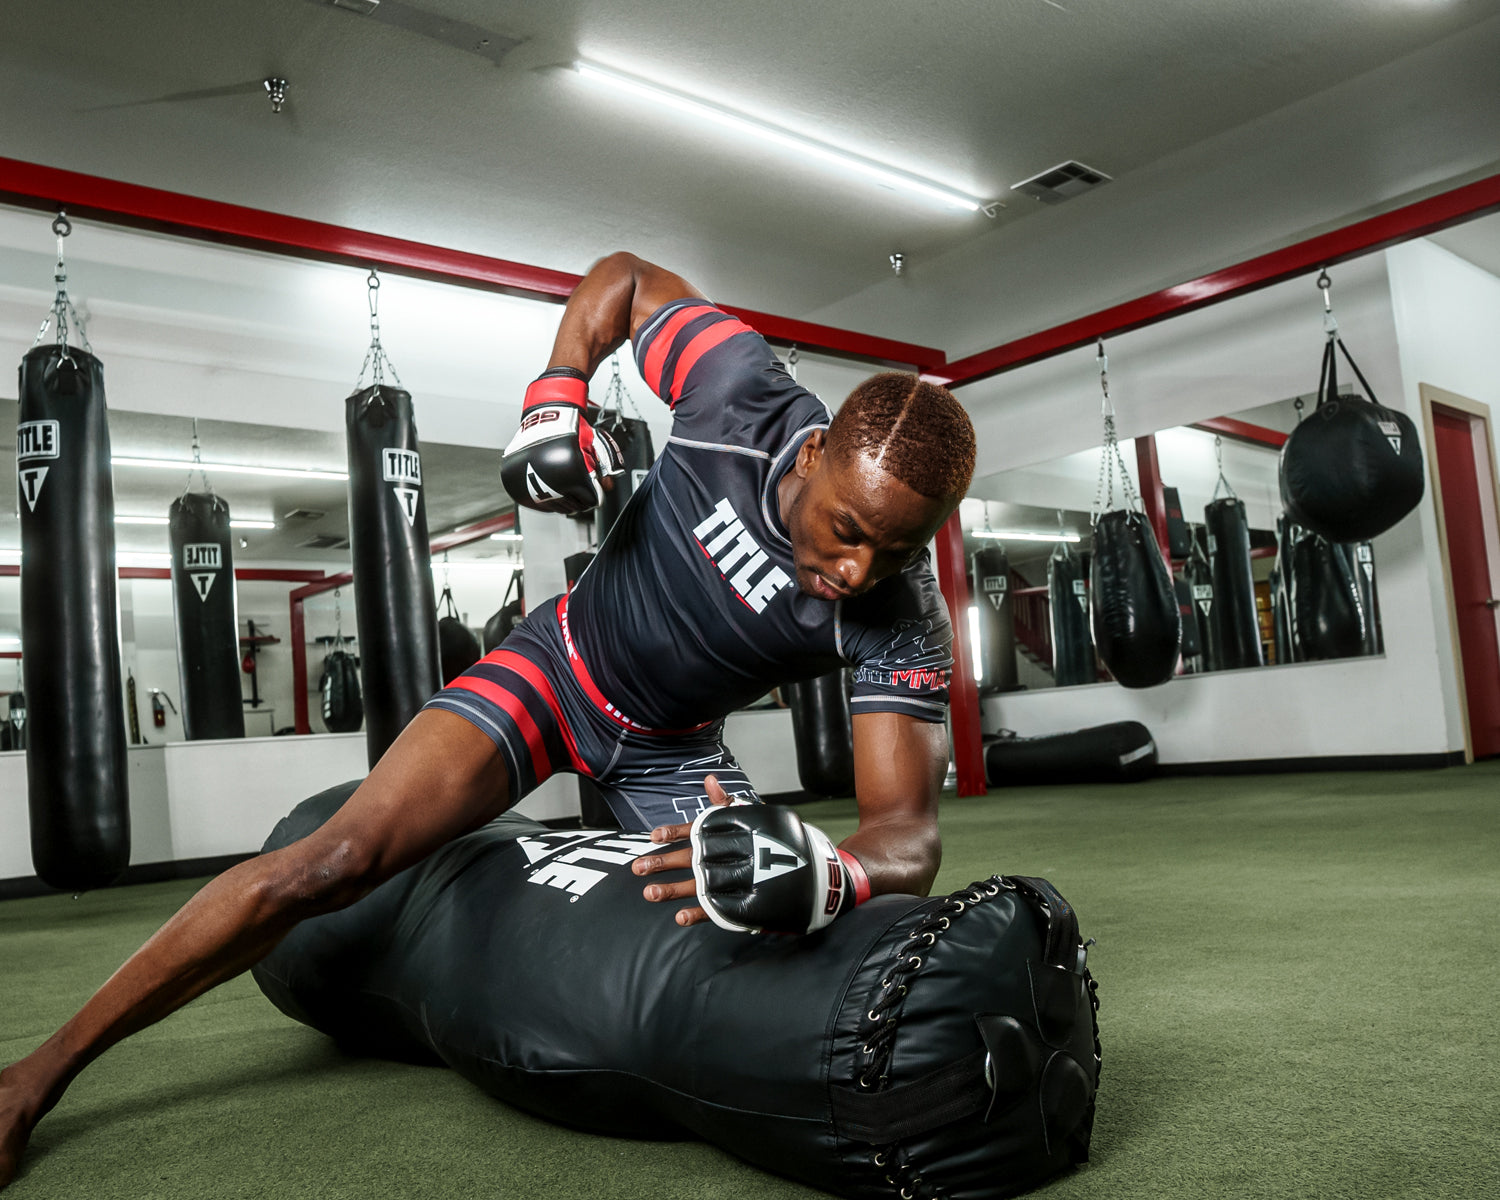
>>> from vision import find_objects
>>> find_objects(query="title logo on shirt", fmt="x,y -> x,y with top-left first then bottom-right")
692,497 -> 794,614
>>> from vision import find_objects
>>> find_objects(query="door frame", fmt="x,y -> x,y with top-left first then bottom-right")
1419,383 -> 1500,764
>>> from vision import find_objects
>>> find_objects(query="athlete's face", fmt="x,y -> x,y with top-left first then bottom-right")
780,432 -> 953,601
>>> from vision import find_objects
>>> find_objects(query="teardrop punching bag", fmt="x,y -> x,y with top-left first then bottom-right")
345,385 -> 441,767
18,344 -> 130,890
1289,527 -> 1366,661
1089,510 -> 1181,688
169,492 -> 245,740
785,670 -> 856,797
971,546 -> 1018,694
1048,544 -> 1093,687
1204,498 -> 1263,669
594,413 -> 655,543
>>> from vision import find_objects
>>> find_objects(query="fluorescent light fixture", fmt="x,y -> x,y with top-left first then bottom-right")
488,533 -> 524,542
433,561 -> 523,573
973,529 -> 1082,543
573,60 -> 987,213
113,457 -> 349,482
0,634 -> 20,648
116,516 -> 277,530
967,606 -> 982,684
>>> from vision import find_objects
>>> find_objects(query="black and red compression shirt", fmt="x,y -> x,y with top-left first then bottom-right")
563,299 -> 953,733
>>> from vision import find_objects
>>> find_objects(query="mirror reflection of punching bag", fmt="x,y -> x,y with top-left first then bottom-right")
18,332 -> 131,891
169,490 -> 246,740
1048,543 -> 1094,687
3,691 -> 26,752
971,546 -> 1017,694
435,577 -> 481,686
785,670 -> 856,798
1345,542 -> 1383,655
1289,526 -> 1366,661
1183,527 -> 1221,672
1205,498 -> 1263,669
482,572 -> 524,654
594,358 -> 656,544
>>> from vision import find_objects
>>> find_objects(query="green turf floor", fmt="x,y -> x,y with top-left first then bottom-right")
3,765 -> 1498,1199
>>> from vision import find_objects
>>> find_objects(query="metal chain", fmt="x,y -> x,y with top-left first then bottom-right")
182,419 -> 215,499
32,211 -> 93,361
355,269 -> 404,390
599,355 -> 643,427
787,344 -> 800,382
1210,434 -> 1236,501
1317,269 -> 1338,340
1091,340 -> 1140,516
333,588 -> 344,642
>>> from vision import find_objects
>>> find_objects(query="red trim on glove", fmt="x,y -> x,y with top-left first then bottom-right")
523,374 -> 587,411
837,849 -> 872,906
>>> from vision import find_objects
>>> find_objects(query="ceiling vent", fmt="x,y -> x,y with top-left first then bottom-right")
1011,161 -> 1112,205
298,533 -> 350,550
284,508 -> 327,521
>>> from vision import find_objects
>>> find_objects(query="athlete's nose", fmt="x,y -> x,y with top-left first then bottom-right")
837,548 -> 873,592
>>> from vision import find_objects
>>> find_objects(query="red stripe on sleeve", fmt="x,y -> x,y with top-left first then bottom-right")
640,303 -> 717,398
487,650 -> 589,773
669,319 -> 754,404
447,675 -> 554,781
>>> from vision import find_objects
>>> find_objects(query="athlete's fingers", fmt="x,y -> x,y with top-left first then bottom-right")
648,822 -> 690,845
632,846 -> 692,876
674,904 -> 710,927
641,877 -> 698,903
705,775 -> 734,806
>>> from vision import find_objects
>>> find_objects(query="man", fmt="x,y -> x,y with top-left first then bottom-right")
0,252 -> 975,1188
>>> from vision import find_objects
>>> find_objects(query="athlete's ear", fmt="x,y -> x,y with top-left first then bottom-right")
794,430 -> 827,478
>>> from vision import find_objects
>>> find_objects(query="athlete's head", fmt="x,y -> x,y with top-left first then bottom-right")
780,372 -> 976,601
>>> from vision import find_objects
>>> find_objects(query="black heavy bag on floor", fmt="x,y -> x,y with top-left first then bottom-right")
972,546 -> 1018,694
346,385 -> 441,766
17,345 -> 130,890
1204,498 -> 1262,669
1343,542 -> 1383,655
1279,336 -> 1423,542
254,784 -> 1100,1200
320,650 -> 364,733
169,492 -> 245,740
1183,531 -> 1221,671
983,722 -> 1157,786
785,669 -> 856,797
1288,527 -> 1365,661
1048,544 -> 1093,687
595,413 -> 655,542
1089,510 -> 1180,688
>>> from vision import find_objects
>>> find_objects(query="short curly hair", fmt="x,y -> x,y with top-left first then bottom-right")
826,372 -> 975,500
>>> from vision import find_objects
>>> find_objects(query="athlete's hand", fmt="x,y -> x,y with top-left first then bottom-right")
0,1063 -> 42,1191
633,775 -> 734,927
500,367 -> 624,515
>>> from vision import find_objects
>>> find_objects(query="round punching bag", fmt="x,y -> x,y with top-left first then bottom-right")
169,492 -> 245,740
1204,498 -> 1263,670
971,546 -> 1018,694
785,670 -> 856,797
1048,544 -> 1094,687
17,344 -> 130,890
595,413 -> 655,543
345,385 -> 441,767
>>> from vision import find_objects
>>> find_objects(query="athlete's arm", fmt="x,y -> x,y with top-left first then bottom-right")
547,251 -> 709,376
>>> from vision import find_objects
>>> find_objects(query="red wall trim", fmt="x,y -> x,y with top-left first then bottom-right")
933,512 -> 986,797
1134,435 -> 1169,562
1191,416 -> 1289,449
937,171 -> 1500,387
429,511 -> 517,556
0,155 -> 945,372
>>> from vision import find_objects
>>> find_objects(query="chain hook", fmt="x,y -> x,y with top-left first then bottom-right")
787,344 -> 800,382
34,209 -> 90,361
1317,269 -> 1339,339
182,418 -> 215,499
356,267 -> 403,391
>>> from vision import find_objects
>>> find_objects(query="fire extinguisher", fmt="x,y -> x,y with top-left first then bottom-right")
148,688 -> 178,730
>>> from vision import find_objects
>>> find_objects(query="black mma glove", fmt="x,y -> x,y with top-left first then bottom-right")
690,802 -> 871,934
500,367 -> 624,515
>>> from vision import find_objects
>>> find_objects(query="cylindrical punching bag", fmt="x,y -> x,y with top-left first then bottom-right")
1345,542 -> 1383,655
595,413 -> 655,543
169,492 -> 245,740
4,690 -> 26,752
1204,498 -> 1263,669
1048,544 -> 1094,687
1273,516 -> 1298,665
345,385 -> 440,767
1183,528 -> 1221,672
17,344 -> 130,889
971,546 -> 1018,694
1173,575 -> 1202,665
1289,528 -> 1366,661
785,670 -> 855,797
1089,510 -> 1181,688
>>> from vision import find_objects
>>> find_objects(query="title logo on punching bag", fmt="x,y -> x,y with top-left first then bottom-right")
1072,578 -> 1088,613
16,420 -> 60,512
183,542 -> 222,602
982,574 -> 1008,610
514,830 -> 656,901
1378,420 -> 1402,455
382,448 -> 422,528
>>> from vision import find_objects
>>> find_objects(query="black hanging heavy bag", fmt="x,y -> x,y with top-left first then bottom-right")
1089,510 -> 1180,688
1048,545 -> 1093,687
253,784 -> 1100,1200
594,412 -> 656,543
1183,530 -> 1221,671
1204,498 -> 1263,669
972,545 -> 1019,694
346,384 -> 441,766
435,585 -> 481,685
482,572 -> 524,654
320,650 -> 364,733
1173,576 -> 1201,660
18,343 -> 131,891
983,722 -> 1158,786
1287,525 -> 1365,661
5,691 -> 27,752
169,491 -> 245,740
785,669 -> 856,797
1279,336 -> 1423,543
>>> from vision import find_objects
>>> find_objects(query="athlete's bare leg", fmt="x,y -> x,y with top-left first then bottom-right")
0,710 -> 508,1190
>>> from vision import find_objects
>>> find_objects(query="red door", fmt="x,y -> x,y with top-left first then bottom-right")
1432,408 -> 1500,759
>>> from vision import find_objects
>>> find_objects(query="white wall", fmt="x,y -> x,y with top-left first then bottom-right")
975,250 -> 1462,764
